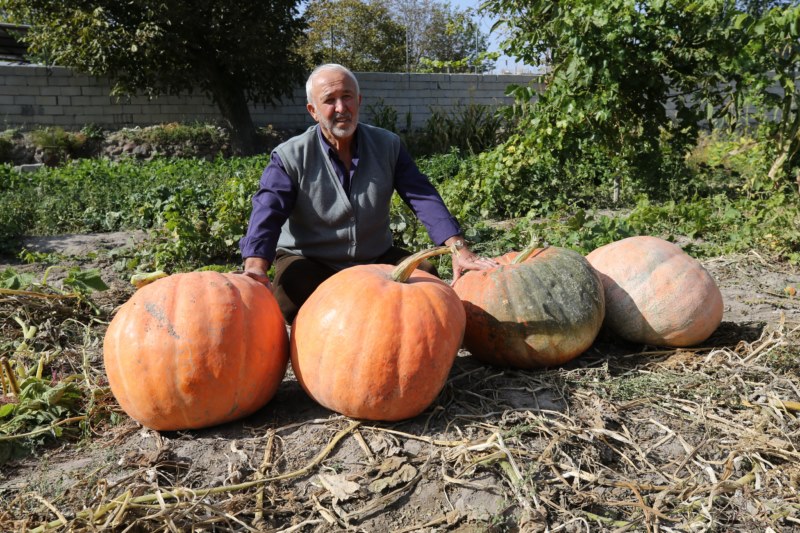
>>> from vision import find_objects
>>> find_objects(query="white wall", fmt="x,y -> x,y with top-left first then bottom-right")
0,64 -> 542,131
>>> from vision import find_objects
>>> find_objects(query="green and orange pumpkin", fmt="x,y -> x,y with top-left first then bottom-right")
586,235 -> 723,346
103,271 -> 288,431
290,248 -> 465,421
452,246 -> 605,369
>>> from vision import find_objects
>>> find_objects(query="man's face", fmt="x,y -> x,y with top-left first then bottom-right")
307,69 -> 361,142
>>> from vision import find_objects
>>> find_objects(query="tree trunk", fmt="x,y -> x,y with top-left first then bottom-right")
211,80 -> 260,156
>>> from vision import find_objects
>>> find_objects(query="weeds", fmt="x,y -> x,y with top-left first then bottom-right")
29,127 -> 87,165
0,266 -> 113,466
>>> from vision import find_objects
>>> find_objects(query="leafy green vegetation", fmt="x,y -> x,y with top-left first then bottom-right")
109,122 -> 228,150
0,155 -> 269,268
0,267 -> 113,464
0,130 -> 20,163
481,0 -> 800,198
366,100 -> 509,157
2,120 -> 797,279
0,376 -> 86,464
29,126 -> 89,163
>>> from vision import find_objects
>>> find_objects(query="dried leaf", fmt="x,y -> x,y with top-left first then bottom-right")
368,463 -> 418,493
318,473 -> 360,502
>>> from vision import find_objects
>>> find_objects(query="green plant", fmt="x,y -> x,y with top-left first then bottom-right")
0,374 -> 85,465
365,98 -> 399,132
482,0 -> 800,201
0,129 -> 19,163
79,123 -> 105,141
0,155 -> 269,270
412,103 -> 505,157
30,126 -> 86,163
115,122 -> 228,149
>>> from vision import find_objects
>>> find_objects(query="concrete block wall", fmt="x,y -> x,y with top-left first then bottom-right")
0,63 -> 542,131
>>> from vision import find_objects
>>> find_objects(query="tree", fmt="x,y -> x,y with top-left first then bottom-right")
418,7 -> 495,73
300,0 -> 406,72
738,0 -> 794,16
481,0 -> 800,196
1,1 -> 308,155
383,0 -> 493,72
725,5 -> 800,185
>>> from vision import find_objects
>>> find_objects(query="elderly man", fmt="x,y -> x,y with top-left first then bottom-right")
240,63 -> 496,322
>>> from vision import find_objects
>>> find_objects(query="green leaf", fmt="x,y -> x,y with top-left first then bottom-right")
62,268 -> 109,293
0,268 -> 34,290
733,14 -> 751,30
0,404 -> 17,418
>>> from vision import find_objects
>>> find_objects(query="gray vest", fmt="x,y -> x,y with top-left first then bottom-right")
275,123 -> 400,271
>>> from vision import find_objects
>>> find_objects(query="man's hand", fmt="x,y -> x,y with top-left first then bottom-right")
236,257 -> 273,291
444,236 -> 499,283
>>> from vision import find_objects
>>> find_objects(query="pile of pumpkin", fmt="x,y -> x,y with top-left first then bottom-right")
103,236 -> 723,431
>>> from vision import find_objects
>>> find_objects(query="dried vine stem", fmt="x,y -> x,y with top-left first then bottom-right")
28,420 -> 361,533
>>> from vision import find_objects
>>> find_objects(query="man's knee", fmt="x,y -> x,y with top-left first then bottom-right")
273,254 -> 335,323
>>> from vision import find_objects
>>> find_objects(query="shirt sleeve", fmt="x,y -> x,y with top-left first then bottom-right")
239,152 -> 297,262
394,145 -> 462,245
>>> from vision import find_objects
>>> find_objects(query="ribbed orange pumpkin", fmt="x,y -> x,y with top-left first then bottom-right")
103,272 -> 288,431
452,246 -> 605,369
290,248 -> 465,421
586,235 -> 723,346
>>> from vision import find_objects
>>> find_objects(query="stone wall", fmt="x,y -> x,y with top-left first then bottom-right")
0,64 -> 542,131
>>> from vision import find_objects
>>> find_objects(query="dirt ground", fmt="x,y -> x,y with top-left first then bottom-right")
0,232 -> 798,532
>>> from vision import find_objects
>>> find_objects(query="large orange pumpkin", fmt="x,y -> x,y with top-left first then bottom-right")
452,246 -> 605,369
586,235 -> 723,346
103,272 -> 288,431
290,247 -> 465,421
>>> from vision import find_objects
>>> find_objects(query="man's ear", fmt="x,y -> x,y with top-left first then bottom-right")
306,102 -> 318,122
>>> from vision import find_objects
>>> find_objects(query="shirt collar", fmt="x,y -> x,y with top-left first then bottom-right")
316,124 -> 359,159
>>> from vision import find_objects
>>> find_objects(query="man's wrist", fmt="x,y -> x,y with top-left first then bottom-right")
243,256 -> 271,274
445,236 -> 469,254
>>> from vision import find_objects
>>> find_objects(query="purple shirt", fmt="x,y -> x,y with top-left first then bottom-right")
240,126 -> 461,262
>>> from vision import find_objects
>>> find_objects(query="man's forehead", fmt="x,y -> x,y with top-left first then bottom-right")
314,72 -> 357,95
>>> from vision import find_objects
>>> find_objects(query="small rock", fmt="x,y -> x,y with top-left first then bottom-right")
13,163 -> 44,173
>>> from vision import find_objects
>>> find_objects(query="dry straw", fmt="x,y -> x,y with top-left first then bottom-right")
1,255 -> 798,531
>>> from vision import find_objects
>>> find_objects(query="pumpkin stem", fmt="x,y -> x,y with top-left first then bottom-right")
512,236 -> 544,264
130,270 -> 168,289
390,246 -> 450,283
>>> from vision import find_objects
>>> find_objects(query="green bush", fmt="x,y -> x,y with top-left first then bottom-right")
409,103 -> 507,157
0,165 -> 36,253
365,98 -> 400,132
365,100 -> 508,158
112,122 -> 228,148
30,126 -> 87,163
0,130 -> 19,163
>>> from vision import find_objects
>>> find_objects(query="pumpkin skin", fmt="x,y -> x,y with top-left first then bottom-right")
586,235 -> 723,346
452,247 -> 605,369
290,263 -> 466,422
103,272 -> 288,431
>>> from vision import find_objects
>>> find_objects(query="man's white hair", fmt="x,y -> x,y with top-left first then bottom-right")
306,64 -> 360,104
